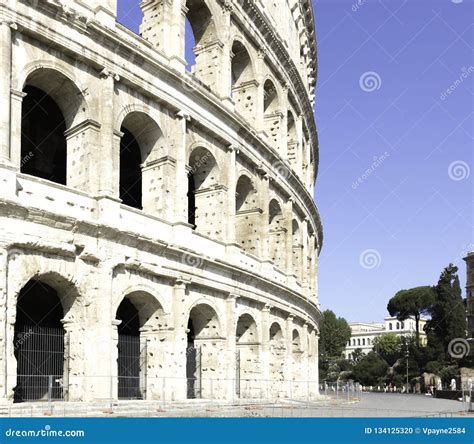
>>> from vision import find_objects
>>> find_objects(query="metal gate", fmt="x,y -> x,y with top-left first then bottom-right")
186,345 -> 201,399
117,335 -> 147,400
235,350 -> 241,397
14,326 -> 67,402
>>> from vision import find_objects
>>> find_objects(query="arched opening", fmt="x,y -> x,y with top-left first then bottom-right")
14,279 -> 68,402
231,41 -> 256,121
292,220 -> 303,282
236,313 -> 260,398
115,292 -> 163,400
20,69 -> 86,187
186,303 -> 221,399
269,321 -> 285,395
187,147 -> 221,237
119,112 -> 162,211
291,328 -> 304,389
269,199 -> 285,270
235,175 -> 259,255
185,0 -> 217,83
263,79 -> 281,150
287,111 -> 298,168
231,41 -> 253,88
21,86 -> 66,184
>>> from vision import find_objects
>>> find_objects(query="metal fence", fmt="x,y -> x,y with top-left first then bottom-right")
319,381 -> 362,402
14,326 -> 67,403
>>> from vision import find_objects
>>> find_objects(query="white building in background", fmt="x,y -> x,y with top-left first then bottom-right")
344,316 -> 427,359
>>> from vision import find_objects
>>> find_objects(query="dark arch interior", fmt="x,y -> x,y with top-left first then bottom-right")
116,298 -> 140,336
186,317 -> 198,398
119,127 -> 143,210
187,172 -> 196,228
116,298 -> 142,399
21,85 -> 67,185
14,280 -> 65,403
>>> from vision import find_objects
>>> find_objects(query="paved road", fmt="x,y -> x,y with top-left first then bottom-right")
265,393 -> 470,417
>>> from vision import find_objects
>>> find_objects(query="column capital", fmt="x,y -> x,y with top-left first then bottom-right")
10,89 -> 27,101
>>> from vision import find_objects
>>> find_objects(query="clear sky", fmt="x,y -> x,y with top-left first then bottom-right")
117,0 -> 473,323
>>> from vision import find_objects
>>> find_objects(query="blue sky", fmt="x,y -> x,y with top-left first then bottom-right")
117,0 -> 473,323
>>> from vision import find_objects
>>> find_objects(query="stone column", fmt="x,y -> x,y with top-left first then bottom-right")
0,21 -> 13,165
279,86 -> 289,159
219,2 -> 233,101
260,304 -> 271,392
0,246 -> 8,402
255,50 -> 266,133
64,119 -> 102,194
295,115 -> 304,177
258,173 -> 270,260
283,199 -> 293,275
225,294 -> 237,399
140,0 -> 187,71
285,315 -> 294,397
171,279 -> 188,400
301,220 -> 309,295
9,89 -> 26,169
98,71 -> 117,198
226,146 -> 237,244
110,319 -> 121,401
173,112 -> 190,225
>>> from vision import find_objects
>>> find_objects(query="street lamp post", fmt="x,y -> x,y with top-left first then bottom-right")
405,343 -> 409,394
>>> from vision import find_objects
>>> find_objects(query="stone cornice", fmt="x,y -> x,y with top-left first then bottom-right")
237,0 -> 320,182
5,1 -> 323,250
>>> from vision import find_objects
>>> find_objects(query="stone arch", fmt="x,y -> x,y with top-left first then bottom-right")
231,39 -> 257,122
263,77 -> 282,151
115,290 -> 164,400
235,174 -> 260,255
236,313 -> 261,398
185,0 -> 222,87
268,199 -> 285,270
231,39 -> 255,86
18,62 -> 89,128
269,321 -> 286,394
292,329 -> 302,356
20,67 -> 88,186
12,272 -> 82,402
292,219 -> 303,282
118,111 -> 163,211
186,302 -> 223,399
188,146 -> 223,238
287,110 -> 298,169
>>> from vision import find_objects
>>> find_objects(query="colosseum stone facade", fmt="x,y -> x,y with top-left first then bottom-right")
0,0 -> 322,403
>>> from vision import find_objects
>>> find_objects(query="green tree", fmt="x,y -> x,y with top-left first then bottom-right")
387,286 -> 435,346
319,310 -> 351,360
426,264 -> 467,350
352,352 -> 389,386
373,333 -> 402,366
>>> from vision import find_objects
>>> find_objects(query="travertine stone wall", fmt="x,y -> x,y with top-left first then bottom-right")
0,0 -> 322,402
